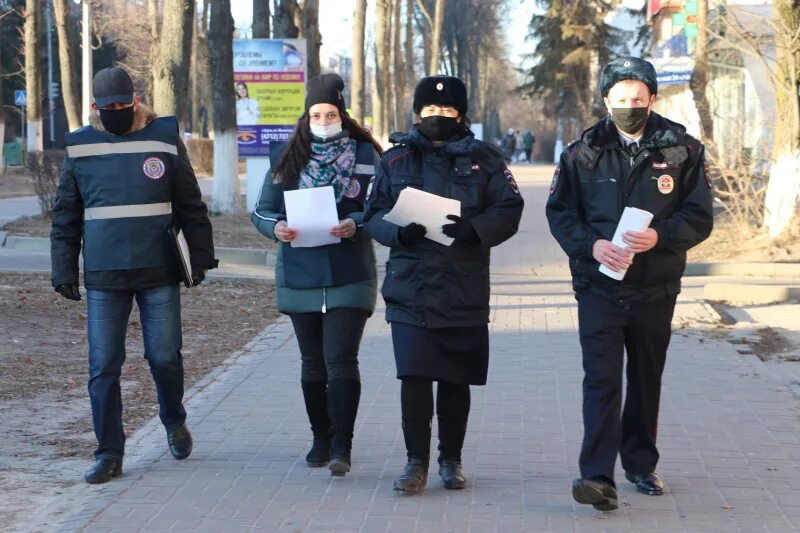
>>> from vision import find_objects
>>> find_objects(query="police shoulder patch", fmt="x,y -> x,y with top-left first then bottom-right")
504,168 -> 520,194
549,165 -> 561,195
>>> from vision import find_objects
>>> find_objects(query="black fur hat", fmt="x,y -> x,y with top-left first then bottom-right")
412,75 -> 468,115
600,57 -> 658,97
305,73 -> 347,114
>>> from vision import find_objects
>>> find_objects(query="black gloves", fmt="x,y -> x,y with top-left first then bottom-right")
191,267 -> 207,286
398,223 -> 427,246
56,284 -> 81,301
442,215 -> 479,246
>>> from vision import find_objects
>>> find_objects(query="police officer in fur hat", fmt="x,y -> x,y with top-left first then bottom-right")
546,57 -> 713,510
365,75 -> 524,493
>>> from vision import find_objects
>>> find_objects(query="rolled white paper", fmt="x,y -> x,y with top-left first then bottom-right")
599,206 -> 654,281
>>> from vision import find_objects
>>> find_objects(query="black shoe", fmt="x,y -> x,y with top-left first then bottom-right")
393,458 -> 429,494
166,423 -> 193,460
625,471 -> 664,496
306,436 -> 330,467
572,477 -> 618,511
84,457 -> 122,484
438,459 -> 466,490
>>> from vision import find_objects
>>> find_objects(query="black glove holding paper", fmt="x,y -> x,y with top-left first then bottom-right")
398,223 -> 427,246
442,215 -> 479,246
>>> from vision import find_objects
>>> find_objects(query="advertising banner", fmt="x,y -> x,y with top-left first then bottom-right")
233,39 -> 307,157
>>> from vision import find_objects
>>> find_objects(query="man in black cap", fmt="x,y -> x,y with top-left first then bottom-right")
546,57 -> 713,510
365,75 -> 524,493
51,67 -> 218,483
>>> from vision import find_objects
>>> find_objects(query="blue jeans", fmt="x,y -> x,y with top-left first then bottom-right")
87,284 -> 186,460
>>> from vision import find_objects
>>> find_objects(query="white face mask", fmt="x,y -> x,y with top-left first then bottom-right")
310,122 -> 343,140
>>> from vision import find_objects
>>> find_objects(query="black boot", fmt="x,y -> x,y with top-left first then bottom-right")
393,419 -> 431,493
84,457 -> 123,484
301,380 -> 331,467
327,379 -> 361,476
437,418 -> 468,490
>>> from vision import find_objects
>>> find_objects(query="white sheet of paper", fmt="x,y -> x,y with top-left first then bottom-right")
383,187 -> 461,246
599,206 -> 654,281
284,186 -> 342,248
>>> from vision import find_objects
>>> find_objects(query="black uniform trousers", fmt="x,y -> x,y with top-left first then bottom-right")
577,290 -> 677,483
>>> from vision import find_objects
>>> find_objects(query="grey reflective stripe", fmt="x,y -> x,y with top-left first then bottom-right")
354,164 -> 375,175
67,140 -> 178,159
84,202 -> 172,221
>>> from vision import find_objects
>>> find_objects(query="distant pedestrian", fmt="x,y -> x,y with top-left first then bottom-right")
251,73 -> 382,477
50,67 -> 217,484
501,128 -> 516,163
523,128 -> 536,163
546,57 -> 713,511
513,130 -> 525,162
364,75 -> 525,494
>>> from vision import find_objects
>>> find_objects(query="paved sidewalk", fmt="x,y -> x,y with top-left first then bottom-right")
0,195 -> 41,224
30,167 -> 800,532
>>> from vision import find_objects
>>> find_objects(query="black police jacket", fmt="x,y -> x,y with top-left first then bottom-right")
546,112 -> 713,302
51,105 -> 217,291
364,127 -> 525,328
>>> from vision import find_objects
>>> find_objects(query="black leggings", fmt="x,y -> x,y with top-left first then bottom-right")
290,308 -> 369,383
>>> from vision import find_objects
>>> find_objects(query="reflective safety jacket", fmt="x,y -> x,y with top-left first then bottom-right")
51,107 -> 217,290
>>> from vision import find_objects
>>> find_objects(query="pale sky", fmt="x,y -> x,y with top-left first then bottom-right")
231,1 -> 537,69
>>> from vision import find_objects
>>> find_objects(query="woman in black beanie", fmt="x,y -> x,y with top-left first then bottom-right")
251,73 -> 382,477
364,75 -> 525,493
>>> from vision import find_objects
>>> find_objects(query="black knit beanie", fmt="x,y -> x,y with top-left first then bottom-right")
305,73 -> 347,114
412,75 -> 468,115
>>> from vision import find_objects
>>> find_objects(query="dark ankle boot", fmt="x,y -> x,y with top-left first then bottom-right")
84,457 -> 123,484
327,379 -> 361,476
393,457 -> 429,493
393,419 -> 432,493
438,459 -> 466,489
301,380 -> 330,467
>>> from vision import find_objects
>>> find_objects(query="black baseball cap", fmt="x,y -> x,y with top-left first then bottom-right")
92,67 -> 134,108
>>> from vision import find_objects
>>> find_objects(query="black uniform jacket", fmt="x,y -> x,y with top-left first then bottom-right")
364,127 -> 525,328
546,112 -> 713,302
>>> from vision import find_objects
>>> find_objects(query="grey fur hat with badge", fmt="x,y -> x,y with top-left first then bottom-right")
412,75 -> 468,115
599,56 -> 658,97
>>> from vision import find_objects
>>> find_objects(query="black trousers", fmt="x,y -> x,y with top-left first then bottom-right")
289,308 -> 369,383
577,291 -> 677,482
401,376 -> 470,462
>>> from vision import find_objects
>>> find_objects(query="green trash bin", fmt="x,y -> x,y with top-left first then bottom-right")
3,142 -> 24,167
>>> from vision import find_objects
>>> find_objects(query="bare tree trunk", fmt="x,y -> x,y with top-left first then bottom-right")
25,0 -> 43,154
209,0 -> 240,213
152,0 -> 194,125
253,0 -> 271,38
373,0 -> 390,142
351,0 -> 367,124
273,0 -> 299,38
52,0 -> 81,132
404,0 -> 414,124
763,0 -> 800,236
148,0 -> 160,106
392,0 -> 405,132
0,14 -> 5,174
690,0 -> 714,144
299,0 -> 321,77
428,0 -> 446,75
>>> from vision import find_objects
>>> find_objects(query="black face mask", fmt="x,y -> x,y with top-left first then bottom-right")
99,106 -> 135,135
419,115 -> 462,142
611,107 -> 649,135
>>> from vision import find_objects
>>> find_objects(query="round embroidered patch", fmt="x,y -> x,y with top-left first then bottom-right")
143,157 -> 166,180
344,177 -> 361,199
657,174 -> 674,194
